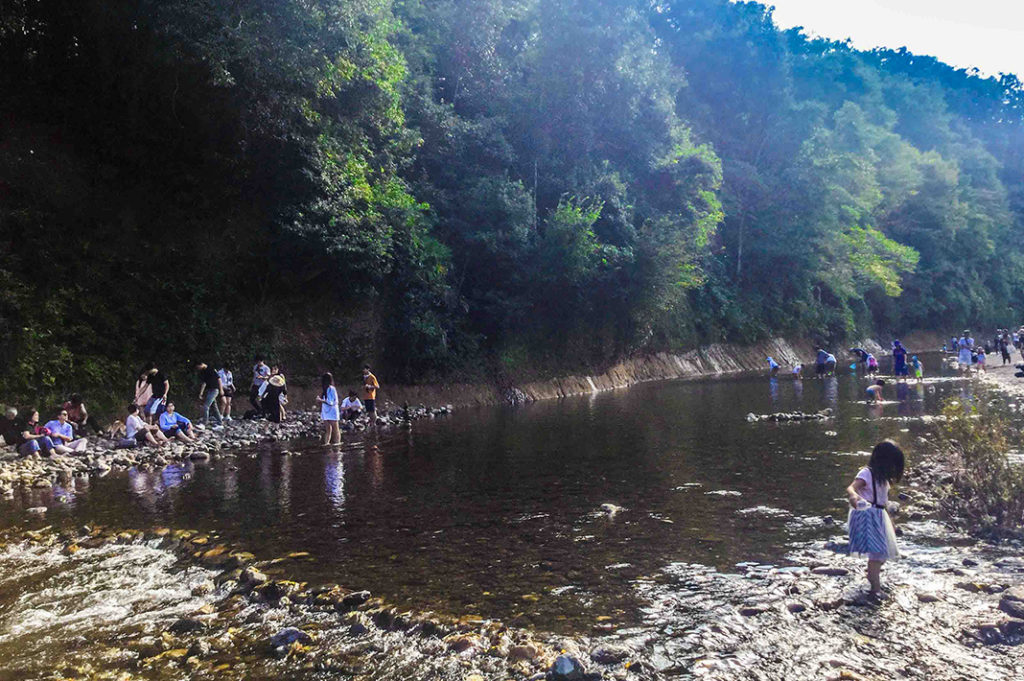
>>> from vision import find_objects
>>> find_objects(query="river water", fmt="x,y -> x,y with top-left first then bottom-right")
2,353 -> 1020,679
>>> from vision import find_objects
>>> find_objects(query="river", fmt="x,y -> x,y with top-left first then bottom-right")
1,353 -> 1021,679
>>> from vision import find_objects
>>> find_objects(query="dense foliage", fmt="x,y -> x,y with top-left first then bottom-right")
2,0 -> 1023,404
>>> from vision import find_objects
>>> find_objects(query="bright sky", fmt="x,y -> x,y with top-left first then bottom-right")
762,0 -> 1024,78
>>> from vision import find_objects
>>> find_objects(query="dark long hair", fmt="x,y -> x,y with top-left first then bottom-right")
869,440 -> 905,484
321,372 -> 334,398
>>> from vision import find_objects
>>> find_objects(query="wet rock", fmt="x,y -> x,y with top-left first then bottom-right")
589,644 -> 629,664
187,639 -> 211,657
786,601 -> 808,613
240,566 -> 268,586
168,617 -> 207,634
550,654 -> 588,680
340,590 -> 371,608
739,605 -> 768,616
269,627 -> 314,648
811,566 -> 849,577
999,587 -> 1024,619
25,506 -> 47,515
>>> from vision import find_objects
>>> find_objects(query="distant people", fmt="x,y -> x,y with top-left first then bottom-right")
950,336 -> 958,354
63,393 -> 103,435
250,357 -> 271,415
15,410 -> 60,457
1000,334 -> 1012,365
218,366 -> 235,421
262,368 -> 287,423
976,347 -> 987,373
195,362 -> 224,427
848,348 -> 869,366
957,330 -> 974,372
125,403 -> 168,447
341,390 -> 363,419
146,364 -> 170,423
134,364 -> 155,414
824,352 -> 837,376
766,356 -> 780,376
911,355 -> 924,382
866,353 -> 879,375
791,363 -> 803,379
814,348 -> 829,377
44,408 -> 89,453
158,402 -> 195,442
891,340 -> 908,381
865,379 -> 886,403
362,364 -> 379,416
317,372 -> 341,444
847,440 -> 904,596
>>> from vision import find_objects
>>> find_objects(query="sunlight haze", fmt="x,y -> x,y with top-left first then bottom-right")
764,0 -> 1024,78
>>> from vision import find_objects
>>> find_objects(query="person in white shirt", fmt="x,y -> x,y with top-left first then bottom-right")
341,390 -> 363,420
217,367 -> 235,421
125,404 -> 169,446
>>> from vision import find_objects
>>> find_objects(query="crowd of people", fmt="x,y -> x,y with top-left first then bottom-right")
943,328 -> 1024,372
2,359 -> 382,457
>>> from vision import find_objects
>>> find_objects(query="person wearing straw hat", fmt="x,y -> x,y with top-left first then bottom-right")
262,366 -> 288,423
957,330 -> 974,372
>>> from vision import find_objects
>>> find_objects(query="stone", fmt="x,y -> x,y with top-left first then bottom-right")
168,617 -> 207,634
739,605 -> 768,616
811,567 -> 849,577
26,506 -> 47,515
999,587 -> 1024,619
269,627 -> 314,648
551,654 -> 586,680
916,592 -> 941,603
341,590 -> 371,608
590,643 -> 629,664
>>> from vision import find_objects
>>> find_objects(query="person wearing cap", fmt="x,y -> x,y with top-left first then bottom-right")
362,364 -> 379,416
891,340 -> 909,381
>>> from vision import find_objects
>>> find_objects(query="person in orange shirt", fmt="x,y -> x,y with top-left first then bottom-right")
362,364 -> 379,416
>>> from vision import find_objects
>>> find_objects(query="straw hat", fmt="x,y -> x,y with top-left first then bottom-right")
269,374 -> 286,388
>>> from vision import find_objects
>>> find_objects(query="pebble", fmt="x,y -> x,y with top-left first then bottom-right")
811,567 -> 849,577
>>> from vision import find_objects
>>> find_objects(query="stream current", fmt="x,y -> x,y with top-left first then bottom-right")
1,352 -> 1021,679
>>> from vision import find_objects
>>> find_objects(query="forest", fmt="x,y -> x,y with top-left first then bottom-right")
2,0 -> 1024,403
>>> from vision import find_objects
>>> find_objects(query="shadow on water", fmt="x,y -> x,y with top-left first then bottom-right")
0,353 -> 982,633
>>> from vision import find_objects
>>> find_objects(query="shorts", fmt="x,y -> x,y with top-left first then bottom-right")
223,387 -> 235,397
162,426 -> 180,437
894,365 -> 909,376
815,363 -> 825,375
825,361 -> 836,373
135,430 -> 150,444
146,396 -> 166,416
364,398 -> 376,414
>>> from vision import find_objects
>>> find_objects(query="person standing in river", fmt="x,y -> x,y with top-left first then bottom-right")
766,356 -> 780,376
814,347 -> 829,378
847,440 -> 904,597
891,340 -> 909,381
957,331 -> 974,373
362,364 -> 379,417
317,372 -> 341,444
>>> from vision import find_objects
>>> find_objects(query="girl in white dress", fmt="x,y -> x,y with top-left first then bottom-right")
847,440 -> 904,596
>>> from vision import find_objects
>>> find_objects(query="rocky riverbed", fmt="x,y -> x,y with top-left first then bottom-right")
0,403 -> 452,499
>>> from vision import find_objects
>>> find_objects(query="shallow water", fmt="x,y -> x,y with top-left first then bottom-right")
1,354 -> 981,635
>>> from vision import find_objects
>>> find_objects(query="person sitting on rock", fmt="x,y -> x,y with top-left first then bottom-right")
341,390 -> 363,420
126,403 -> 168,447
158,402 -> 196,442
44,408 -> 89,453
15,410 -> 62,457
0,406 -> 18,447
63,393 -> 104,436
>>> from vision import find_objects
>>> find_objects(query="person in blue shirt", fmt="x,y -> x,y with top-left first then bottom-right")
766,356 -> 780,376
158,402 -> 196,442
824,353 -> 837,376
44,408 -> 89,453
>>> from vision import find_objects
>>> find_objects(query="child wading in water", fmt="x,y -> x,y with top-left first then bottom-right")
847,440 -> 904,596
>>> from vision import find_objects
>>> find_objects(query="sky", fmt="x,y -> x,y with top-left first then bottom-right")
761,0 -> 1024,78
